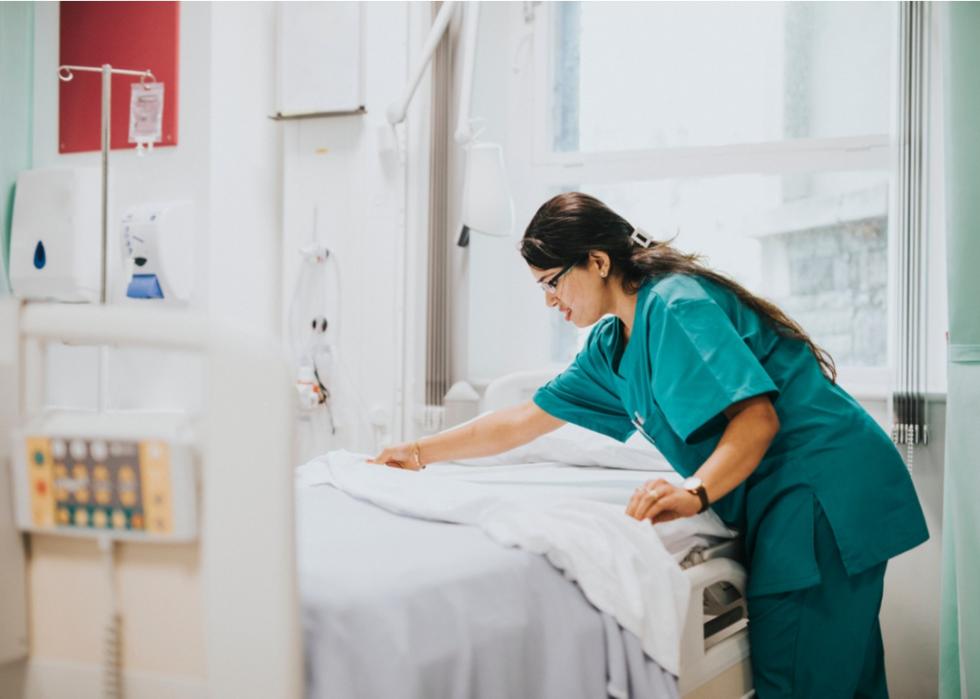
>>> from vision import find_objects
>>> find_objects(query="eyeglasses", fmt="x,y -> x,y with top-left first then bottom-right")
538,263 -> 575,294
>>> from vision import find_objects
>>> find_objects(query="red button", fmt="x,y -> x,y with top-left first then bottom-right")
35,481 -> 47,496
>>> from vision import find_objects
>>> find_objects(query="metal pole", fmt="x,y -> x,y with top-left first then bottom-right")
57,63 -> 154,304
100,64 -> 111,306
56,63 -> 154,414
99,65 -> 111,413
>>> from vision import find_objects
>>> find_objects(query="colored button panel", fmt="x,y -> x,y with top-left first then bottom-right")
25,435 -> 180,537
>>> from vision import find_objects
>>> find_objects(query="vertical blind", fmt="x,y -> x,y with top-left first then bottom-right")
892,1 -> 930,465
425,2 -> 453,415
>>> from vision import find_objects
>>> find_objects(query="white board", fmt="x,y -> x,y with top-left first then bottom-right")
276,2 -> 365,117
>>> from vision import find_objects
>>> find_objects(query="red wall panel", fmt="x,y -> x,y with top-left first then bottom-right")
59,1 -> 179,153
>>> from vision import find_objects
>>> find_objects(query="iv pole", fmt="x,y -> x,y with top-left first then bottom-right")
57,64 -> 155,305
57,64 -> 155,416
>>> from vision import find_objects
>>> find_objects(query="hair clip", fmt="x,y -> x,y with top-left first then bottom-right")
629,227 -> 654,249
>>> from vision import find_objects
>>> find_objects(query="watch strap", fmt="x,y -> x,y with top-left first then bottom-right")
688,484 -> 710,513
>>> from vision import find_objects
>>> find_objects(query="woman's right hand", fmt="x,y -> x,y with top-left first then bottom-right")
369,442 -> 422,471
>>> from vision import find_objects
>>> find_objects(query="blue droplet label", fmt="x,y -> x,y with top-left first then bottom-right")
33,241 -> 46,269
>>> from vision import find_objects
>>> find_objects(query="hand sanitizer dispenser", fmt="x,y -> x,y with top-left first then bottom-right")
9,167 -> 101,302
121,202 -> 195,304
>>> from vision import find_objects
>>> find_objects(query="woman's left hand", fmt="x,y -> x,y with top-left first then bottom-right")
625,478 -> 702,525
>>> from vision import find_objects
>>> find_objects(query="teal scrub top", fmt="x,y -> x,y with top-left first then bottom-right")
534,274 -> 929,597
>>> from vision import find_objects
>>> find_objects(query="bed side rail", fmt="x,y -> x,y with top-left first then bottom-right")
678,555 -> 751,695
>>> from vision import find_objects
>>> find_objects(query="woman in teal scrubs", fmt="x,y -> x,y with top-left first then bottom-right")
373,192 -> 928,698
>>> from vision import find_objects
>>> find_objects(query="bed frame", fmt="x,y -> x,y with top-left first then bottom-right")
0,300 -> 300,698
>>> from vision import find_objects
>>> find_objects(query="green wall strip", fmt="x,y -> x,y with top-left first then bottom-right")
0,2 -> 34,295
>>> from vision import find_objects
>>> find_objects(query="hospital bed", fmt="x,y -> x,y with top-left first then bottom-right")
297,457 -> 753,699
295,373 -> 753,697
0,301 -> 752,698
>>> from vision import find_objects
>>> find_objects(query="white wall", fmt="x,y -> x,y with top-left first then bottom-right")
209,2 -> 281,340
279,2 -> 418,457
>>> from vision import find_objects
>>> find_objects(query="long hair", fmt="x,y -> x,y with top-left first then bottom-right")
520,192 -> 837,382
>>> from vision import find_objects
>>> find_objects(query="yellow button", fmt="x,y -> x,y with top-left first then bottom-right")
95,488 -> 112,506
112,510 -> 127,529
73,509 -> 89,526
56,508 -> 70,525
55,464 -> 68,479
119,466 -> 135,483
54,486 -> 69,501
93,465 -> 109,481
75,488 -> 90,504
120,490 -> 137,507
92,510 -> 108,528
71,465 -> 87,482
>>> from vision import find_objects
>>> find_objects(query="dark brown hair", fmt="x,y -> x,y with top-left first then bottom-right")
520,192 -> 837,382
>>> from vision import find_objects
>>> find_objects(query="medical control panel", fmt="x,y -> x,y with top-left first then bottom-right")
13,425 -> 197,541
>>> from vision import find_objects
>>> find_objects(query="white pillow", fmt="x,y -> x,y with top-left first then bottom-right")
456,420 -> 672,471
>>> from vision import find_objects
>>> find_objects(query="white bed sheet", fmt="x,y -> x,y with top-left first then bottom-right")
297,452 -> 736,698
298,483 -> 678,699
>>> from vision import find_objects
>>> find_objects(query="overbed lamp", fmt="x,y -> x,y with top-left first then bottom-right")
386,1 -> 514,246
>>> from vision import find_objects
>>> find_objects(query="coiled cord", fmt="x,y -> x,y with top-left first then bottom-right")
99,538 -> 123,699
102,611 -> 123,699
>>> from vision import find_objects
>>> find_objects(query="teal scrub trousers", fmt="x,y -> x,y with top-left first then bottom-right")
748,505 -> 889,699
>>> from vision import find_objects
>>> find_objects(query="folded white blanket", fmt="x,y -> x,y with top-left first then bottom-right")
297,450 -> 735,676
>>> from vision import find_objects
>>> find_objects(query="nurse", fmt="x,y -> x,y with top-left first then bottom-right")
373,192 -> 928,698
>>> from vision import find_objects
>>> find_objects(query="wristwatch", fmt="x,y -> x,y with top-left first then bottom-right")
683,477 -> 710,514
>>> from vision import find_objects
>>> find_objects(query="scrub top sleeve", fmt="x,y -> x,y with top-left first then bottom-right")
533,335 -> 635,443
651,298 -> 779,443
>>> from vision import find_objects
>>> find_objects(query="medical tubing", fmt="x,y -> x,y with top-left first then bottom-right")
287,253 -> 320,366
313,248 -> 372,431
287,242 -> 372,437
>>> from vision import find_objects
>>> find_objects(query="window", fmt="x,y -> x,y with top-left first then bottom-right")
549,2 -> 896,153
525,2 -> 898,389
